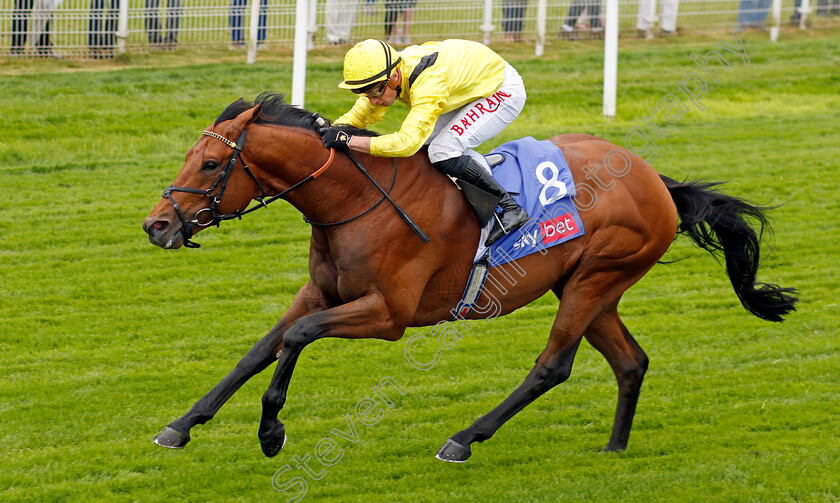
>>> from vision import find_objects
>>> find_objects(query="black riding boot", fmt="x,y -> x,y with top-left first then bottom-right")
436,155 -> 529,246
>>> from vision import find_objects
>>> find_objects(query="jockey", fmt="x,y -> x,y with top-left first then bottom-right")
320,38 -> 529,246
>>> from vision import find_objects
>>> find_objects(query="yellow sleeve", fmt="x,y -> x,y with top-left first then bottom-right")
368,95 -> 446,157
334,95 -> 388,128
368,70 -> 449,157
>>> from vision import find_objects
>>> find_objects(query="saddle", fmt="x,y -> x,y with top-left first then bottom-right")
458,137 -> 585,265
452,138 -> 586,319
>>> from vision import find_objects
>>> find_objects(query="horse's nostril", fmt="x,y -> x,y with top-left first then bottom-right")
144,218 -> 169,236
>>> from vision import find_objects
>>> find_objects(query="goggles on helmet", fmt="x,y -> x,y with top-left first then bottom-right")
353,80 -> 389,99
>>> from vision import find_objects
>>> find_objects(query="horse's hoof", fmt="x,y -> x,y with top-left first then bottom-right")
153,426 -> 190,449
602,443 -> 626,453
260,423 -> 287,458
435,439 -> 471,463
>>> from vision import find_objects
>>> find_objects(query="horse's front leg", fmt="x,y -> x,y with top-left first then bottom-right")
153,281 -> 329,449
258,291 -> 405,457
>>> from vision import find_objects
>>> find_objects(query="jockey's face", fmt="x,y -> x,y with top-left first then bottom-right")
367,70 -> 401,107
368,84 -> 398,107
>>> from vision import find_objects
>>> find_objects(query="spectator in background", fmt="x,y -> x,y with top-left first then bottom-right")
30,0 -> 63,58
636,0 -> 679,37
364,0 -> 376,17
145,0 -> 182,50
11,0 -> 62,58
736,0 -> 771,30
502,0 -> 528,42
559,0 -> 602,38
789,0 -> 803,24
230,0 -> 267,49
384,0 -> 415,45
789,0 -> 838,24
89,0 -> 118,59
11,0 -> 33,56
325,0 -> 361,45
816,0 -> 840,16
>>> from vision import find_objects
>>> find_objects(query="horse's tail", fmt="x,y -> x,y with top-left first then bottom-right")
660,175 -> 798,322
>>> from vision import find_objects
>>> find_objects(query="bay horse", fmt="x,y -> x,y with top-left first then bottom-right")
142,93 -> 796,462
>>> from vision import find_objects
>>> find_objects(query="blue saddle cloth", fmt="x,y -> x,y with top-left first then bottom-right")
482,137 -> 585,266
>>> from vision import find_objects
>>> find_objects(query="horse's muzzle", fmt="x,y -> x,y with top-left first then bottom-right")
142,215 -> 185,249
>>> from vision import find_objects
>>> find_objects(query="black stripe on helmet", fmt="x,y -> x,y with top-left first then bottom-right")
344,40 -> 403,86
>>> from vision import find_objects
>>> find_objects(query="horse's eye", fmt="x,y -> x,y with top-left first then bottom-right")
202,160 -> 219,172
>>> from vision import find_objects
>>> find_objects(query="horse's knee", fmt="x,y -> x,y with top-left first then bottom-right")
533,339 -> 580,388
530,359 -> 573,391
548,362 -> 574,387
282,319 -> 317,351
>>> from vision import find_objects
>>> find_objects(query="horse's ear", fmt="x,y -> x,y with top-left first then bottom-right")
240,103 -> 263,127
224,103 -> 264,138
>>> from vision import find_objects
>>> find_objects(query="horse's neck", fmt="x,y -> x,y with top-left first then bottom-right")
251,126 -> 389,225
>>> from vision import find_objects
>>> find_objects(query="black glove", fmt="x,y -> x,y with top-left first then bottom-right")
321,127 -> 352,151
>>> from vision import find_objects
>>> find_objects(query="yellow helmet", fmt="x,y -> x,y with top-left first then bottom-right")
338,39 -> 402,91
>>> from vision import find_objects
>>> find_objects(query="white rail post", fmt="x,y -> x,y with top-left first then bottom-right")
117,0 -> 129,54
480,0 -> 494,45
247,0 -> 260,63
291,0 -> 310,107
770,0 -> 782,41
603,0 -> 618,117
535,0 -> 547,57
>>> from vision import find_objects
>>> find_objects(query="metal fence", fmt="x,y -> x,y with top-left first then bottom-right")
2,0 -> 838,59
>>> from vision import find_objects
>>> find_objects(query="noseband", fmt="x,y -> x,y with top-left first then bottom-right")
162,128 -> 335,248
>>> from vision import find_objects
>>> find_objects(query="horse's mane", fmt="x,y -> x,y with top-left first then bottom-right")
214,92 -> 377,137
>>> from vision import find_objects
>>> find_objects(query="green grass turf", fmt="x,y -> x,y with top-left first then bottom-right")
1,29 -> 838,502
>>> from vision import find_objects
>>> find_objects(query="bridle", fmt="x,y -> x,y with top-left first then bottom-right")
162,128 -> 335,248
161,119 -> 429,248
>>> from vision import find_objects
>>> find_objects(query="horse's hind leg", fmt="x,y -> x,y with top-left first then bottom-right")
436,325 -> 583,463
583,303 -> 648,452
436,268 -> 638,463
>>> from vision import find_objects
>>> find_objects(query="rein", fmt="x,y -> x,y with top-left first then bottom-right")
344,151 -> 429,243
161,122 -> 428,248
304,156 -> 397,227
